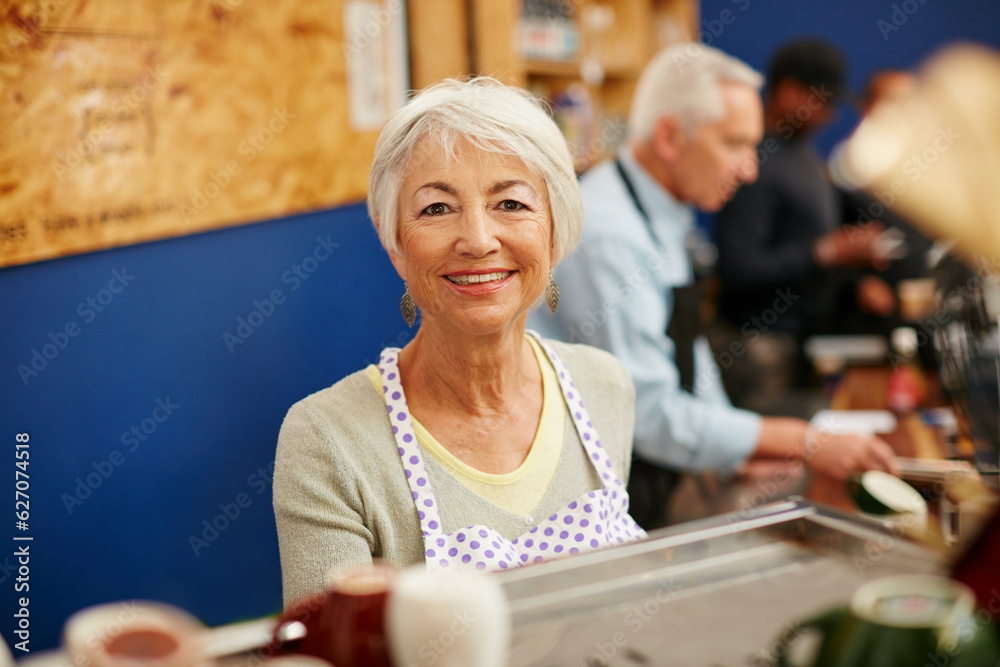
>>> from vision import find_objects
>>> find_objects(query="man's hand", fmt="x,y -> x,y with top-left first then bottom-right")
754,418 -> 899,481
814,222 -> 890,269
804,430 -> 900,481
857,275 -> 897,316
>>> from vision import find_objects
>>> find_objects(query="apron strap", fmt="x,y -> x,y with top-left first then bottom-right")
378,347 -> 445,537
526,331 -> 625,490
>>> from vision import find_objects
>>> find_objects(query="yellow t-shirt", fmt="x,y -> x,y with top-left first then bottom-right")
364,335 -> 565,516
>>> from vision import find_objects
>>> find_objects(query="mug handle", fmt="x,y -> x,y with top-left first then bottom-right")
270,590 -> 331,655
776,608 -> 845,667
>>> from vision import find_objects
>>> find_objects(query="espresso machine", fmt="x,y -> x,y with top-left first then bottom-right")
933,251 -> 1000,486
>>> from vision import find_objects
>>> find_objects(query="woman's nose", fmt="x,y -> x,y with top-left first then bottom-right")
455,208 -> 501,257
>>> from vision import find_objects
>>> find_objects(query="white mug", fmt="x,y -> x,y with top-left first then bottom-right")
386,567 -> 510,667
63,600 -> 208,667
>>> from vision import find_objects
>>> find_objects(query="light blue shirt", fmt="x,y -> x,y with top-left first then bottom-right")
529,149 -> 761,472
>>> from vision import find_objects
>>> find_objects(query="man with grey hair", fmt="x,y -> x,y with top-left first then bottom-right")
529,43 -> 897,528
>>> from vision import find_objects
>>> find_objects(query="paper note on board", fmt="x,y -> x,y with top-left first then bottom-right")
344,0 -> 407,132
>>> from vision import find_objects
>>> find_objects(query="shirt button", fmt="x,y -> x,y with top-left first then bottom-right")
524,515 -> 533,525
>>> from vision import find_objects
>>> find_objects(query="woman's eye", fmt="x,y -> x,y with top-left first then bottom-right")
422,202 -> 449,216
498,200 -> 526,211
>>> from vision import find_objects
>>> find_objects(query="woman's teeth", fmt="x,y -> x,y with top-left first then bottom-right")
447,271 -> 511,285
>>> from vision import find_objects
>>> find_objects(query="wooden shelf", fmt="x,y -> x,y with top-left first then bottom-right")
524,59 -> 580,78
482,0 -> 696,170
408,0 -> 699,88
524,58 -> 643,80
408,0 -> 698,171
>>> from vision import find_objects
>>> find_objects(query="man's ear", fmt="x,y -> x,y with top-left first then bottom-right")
651,115 -> 685,163
375,215 -> 408,282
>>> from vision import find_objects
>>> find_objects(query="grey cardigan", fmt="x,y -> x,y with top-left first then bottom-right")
273,339 -> 635,606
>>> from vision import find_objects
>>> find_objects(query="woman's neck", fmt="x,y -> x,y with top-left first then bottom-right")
397,319 -> 538,417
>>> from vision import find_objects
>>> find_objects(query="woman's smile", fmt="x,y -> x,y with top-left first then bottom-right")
443,269 -> 516,296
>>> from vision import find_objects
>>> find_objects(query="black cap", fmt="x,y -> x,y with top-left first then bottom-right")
767,38 -> 851,103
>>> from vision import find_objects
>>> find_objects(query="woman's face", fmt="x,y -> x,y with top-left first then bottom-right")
388,135 -> 554,336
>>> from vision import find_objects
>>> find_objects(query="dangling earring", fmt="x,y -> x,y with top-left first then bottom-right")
400,283 -> 417,327
545,270 -> 559,314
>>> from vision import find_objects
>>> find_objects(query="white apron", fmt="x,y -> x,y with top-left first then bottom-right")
378,333 -> 646,572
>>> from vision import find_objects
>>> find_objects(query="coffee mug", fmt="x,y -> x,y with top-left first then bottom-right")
63,600 -> 208,667
386,566 -> 510,667
776,575 -> 1000,667
275,563 -> 395,667
262,657 -> 333,667
847,470 -> 928,516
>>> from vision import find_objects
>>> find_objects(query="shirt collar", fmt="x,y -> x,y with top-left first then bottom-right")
616,146 -> 694,235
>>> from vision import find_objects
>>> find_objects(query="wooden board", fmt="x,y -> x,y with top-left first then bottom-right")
0,0 -> 404,267
406,0 -> 468,89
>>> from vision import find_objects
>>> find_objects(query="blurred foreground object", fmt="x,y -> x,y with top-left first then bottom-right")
275,564 -> 394,667
63,601 -> 209,667
274,563 -> 510,667
834,44 -> 1000,486
835,48 -> 1000,626
386,567 -> 510,667
833,44 -> 1000,273
932,252 -> 1000,482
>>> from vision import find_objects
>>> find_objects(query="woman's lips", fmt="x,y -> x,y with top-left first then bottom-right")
443,271 -> 515,294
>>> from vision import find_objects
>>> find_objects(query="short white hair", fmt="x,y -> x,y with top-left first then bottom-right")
368,77 -> 582,264
629,43 -> 763,144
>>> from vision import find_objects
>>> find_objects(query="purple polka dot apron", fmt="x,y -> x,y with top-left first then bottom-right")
378,332 -> 647,573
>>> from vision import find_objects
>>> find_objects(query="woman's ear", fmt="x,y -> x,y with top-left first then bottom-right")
376,216 -> 408,282
387,249 -> 408,282
651,115 -> 685,163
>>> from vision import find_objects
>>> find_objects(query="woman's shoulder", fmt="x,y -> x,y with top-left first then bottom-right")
278,367 -> 387,454
288,367 -> 379,416
542,339 -> 632,393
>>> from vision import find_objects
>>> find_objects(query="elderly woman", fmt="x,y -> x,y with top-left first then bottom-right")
273,78 -> 645,606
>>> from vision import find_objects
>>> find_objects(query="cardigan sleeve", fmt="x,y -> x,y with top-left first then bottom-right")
273,399 -> 375,607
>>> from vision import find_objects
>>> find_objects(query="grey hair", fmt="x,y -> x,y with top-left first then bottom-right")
367,77 -> 582,264
628,43 -> 763,144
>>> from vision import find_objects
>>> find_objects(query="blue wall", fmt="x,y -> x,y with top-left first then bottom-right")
1,204 -> 410,651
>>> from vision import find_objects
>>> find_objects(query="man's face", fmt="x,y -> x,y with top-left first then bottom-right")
771,78 -> 836,137
671,82 -> 763,212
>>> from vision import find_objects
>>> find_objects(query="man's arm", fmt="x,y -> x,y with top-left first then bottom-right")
755,417 -> 900,480
718,179 -> 889,289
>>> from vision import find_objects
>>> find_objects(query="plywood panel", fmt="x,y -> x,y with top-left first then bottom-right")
407,0 -> 468,89
470,0 -> 523,84
0,0 -> 401,267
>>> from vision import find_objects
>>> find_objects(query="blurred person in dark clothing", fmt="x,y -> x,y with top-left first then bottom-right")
711,39 -> 892,410
831,70 -> 935,333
